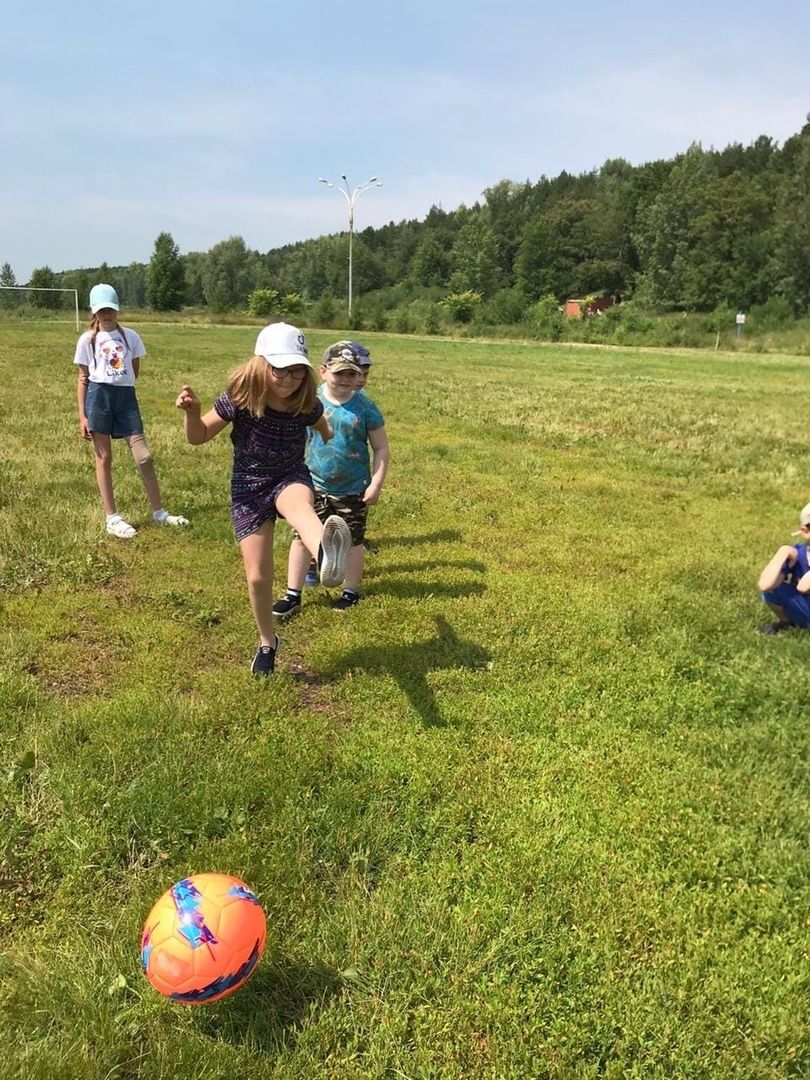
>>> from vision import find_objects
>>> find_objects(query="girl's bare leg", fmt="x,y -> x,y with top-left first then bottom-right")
276,484 -> 322,559
91,433 -> 116,515
239,520 -> 276,647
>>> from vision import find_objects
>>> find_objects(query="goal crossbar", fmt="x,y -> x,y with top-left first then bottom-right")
0,286 -> 80,330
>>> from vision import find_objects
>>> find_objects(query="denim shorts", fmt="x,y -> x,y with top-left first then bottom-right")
86,382 -> 144,439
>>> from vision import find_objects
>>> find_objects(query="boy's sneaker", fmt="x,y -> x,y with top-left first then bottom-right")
250,635 -> 279,676
362,538 -> 378,554
304,564 -> 318,588
756,621 -> 795,635
272,592 -> 302,618
333,589 -> 361,611
318,516 -> 351,587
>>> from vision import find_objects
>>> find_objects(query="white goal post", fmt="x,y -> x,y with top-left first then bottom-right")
0,286 -> 80,330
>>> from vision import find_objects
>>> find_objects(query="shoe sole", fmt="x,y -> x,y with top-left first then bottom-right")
319,516 -> 351,587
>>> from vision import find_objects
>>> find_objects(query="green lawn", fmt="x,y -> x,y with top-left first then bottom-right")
0,322 -> 808,1079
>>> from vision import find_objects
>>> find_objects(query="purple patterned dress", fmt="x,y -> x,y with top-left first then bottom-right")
213,392 -> 324,540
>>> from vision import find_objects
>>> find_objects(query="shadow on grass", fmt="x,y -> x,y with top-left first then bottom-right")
368,528 -> 463,549
192,956 -> 340,1051
363,579 -> 486,602
297,615 -> 490,727
370,558 -> 487,576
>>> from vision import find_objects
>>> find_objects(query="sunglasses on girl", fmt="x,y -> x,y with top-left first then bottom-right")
270,365 -> 309,381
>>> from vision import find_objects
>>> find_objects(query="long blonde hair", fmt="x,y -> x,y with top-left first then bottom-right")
87,314 -> 127,352
226,356 -> 316,417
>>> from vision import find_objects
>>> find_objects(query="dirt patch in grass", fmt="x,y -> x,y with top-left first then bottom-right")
283,650 -> 340,716
26,625 -> 120,699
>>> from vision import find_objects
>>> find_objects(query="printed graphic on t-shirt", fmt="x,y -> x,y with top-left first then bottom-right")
100,335 -> 128,379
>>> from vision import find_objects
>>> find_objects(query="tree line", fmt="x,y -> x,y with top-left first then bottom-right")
5,119 -> 810,328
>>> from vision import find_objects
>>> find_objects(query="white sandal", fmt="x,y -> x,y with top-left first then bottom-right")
154,510 -> 190,527
106,515 -> 137,539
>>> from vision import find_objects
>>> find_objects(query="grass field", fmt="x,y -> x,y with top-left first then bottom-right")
0,322 -> 808,1079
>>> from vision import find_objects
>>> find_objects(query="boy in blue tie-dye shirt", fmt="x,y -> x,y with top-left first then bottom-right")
273,342 -> 390,614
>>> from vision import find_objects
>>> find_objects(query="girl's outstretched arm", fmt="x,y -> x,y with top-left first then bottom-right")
176,385 -> 228,444
311,414 -> 334,442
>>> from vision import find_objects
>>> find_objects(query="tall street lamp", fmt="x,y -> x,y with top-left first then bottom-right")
317,174 -> 382,318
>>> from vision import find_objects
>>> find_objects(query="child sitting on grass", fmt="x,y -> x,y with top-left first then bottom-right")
274,341 -> 389,615
756,503 -> 810,634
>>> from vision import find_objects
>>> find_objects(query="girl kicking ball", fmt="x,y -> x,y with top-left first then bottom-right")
176,322 -> 352,675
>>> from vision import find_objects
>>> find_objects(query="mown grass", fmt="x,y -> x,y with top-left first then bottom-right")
0,322 -> 808,1079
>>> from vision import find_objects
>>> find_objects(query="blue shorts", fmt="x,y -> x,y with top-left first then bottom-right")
86,383 -> 143,439
760,583 -> 810,627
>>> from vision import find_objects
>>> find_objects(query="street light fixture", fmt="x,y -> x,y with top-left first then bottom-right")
317,174 -> 382,318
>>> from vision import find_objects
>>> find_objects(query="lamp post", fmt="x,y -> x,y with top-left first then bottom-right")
317,174 -> 382,318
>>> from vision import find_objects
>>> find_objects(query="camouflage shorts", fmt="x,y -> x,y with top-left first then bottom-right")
294,492 -> 368,546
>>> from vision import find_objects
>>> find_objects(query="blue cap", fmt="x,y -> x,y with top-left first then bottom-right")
89,283 -> 120,313
350,341 -> 372,366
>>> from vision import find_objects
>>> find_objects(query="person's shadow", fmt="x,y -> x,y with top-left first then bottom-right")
313,615 -> 490,727
370,528 -> 463,549
191,956 -> 341,1052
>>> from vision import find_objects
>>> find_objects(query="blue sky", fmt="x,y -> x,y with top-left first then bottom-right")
1,0 -> 808,281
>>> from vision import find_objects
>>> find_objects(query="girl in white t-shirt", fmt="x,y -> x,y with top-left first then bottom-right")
74,283 -> 188,538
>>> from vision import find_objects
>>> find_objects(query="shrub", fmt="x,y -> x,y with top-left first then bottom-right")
389,307 -> 415,334
484,288 -> 528,325
309,294 -> 341,328
441,291 -> 482,324
281,293 -> 305,318
528,294 -> 565,341
749,296 -> 794,331
424,304 -> 442,335
701,305 -> 735,335
247,288 -> 282,318
608,302 -> 656,336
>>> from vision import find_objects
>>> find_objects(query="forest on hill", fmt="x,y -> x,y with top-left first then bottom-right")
5,119 -> 810,347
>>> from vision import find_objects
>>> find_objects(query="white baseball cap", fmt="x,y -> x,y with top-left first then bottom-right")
792,503 -> 810,535
254,322 -> 311,369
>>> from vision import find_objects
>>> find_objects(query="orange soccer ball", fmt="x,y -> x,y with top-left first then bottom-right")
141,873 -> 266,1004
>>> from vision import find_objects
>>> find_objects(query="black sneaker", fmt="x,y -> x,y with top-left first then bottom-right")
318,516 -> 352,587
756,621 -> 795,636
362,538 -> 378,554
272,592 -> 302,618
251,635 -> 279,676
333,590 -> 361,611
